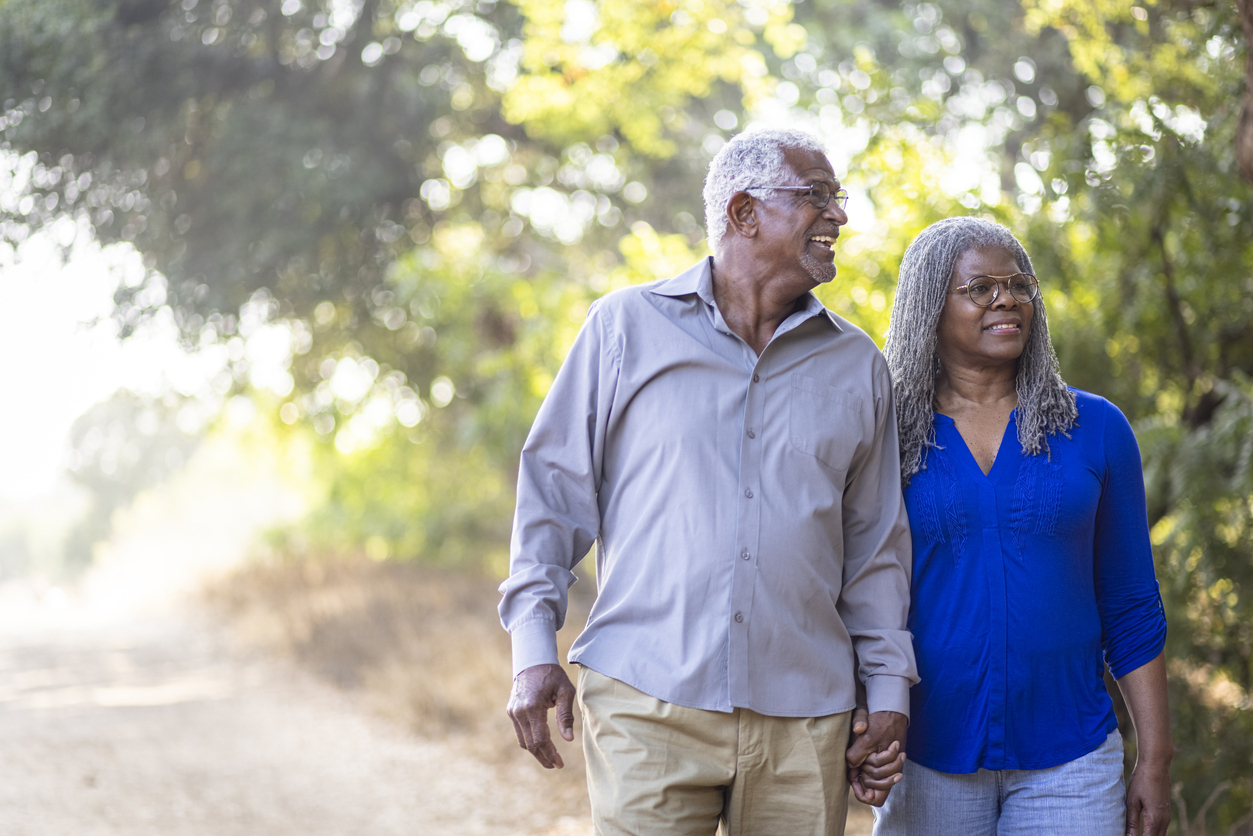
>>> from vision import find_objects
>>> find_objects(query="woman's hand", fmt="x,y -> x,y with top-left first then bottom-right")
1116,653 -> 1174,836
1124,759 -> 1172,836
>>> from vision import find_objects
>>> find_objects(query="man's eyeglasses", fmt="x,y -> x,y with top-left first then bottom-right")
954,273 -> 1039,307
746,181 -> 849,210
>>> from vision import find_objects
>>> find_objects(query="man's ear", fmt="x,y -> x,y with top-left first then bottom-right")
725,192 -> 758,240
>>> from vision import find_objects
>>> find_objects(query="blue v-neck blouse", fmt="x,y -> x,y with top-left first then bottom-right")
902,388 -> 1166,774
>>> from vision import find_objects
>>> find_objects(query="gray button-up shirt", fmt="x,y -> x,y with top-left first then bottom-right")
498,258 -> 918,718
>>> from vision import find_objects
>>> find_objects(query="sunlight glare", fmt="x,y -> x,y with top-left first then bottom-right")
0,224 -> 195,499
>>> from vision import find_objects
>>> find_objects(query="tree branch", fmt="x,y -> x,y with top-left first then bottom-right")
1151,224 -> 1200,389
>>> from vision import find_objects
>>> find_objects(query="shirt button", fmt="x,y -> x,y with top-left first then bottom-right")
744,488 -> 753,498
747,428 -> 756,439
741,549 -> 750,560
734,612 -> 744,623
752,373 -> 760,383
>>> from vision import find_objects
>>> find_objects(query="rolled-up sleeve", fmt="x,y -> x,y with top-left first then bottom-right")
837,355 -> 919,717
498,302 -> 619,676
1094,402 -> 1167,679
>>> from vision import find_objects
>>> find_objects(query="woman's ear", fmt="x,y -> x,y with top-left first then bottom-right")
725,192 -> 758,240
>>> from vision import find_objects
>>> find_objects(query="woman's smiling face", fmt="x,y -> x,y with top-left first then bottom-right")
935,245 -> 1035,372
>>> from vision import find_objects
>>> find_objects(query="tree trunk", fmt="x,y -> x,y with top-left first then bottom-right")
1237,0 -> 1253,182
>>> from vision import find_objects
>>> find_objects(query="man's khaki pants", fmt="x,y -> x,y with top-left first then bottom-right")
577,667 -> 851,836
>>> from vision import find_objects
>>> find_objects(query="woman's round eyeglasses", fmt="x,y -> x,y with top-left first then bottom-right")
955,273 -> 1039,307
746,181 -> 849,210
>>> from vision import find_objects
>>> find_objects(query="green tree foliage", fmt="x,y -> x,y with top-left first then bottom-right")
503,0 -> 797,156
2,0 -> 1251,825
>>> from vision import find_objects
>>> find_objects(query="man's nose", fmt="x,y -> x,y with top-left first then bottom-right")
822,200 -> 848,225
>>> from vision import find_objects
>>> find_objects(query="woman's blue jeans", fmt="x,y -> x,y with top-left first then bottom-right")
872,732 -> 1126,836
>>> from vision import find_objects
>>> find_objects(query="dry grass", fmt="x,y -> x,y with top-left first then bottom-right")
205,557 -> 594,822
205,556 -> 874,835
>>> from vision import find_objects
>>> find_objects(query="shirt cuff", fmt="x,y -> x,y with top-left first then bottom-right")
864,674 -> 912,720
510,618 -> 560,676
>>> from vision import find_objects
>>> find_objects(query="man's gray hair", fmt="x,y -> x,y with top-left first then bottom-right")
703,128 -> 828,256
882,216 -> 1078,484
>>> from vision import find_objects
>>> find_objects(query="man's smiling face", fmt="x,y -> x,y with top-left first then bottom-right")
752,147 -> 849,286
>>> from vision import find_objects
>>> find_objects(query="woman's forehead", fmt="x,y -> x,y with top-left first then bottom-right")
952,245 -> 1021,277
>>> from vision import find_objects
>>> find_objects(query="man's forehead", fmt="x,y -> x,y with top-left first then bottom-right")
780,146 -> 838,183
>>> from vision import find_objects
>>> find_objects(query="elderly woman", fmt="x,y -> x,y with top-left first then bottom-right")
873,217 -> 1172,836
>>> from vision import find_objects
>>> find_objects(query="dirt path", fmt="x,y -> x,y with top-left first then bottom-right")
0,441 -> 586,836
0,595 -> 588,836
0,594 -> 873,836
0,439 -> 872,836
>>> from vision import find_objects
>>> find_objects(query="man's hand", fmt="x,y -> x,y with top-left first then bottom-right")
507,663 -> 577,769
1124,761 -> 1171,836
846,707 -> 908,807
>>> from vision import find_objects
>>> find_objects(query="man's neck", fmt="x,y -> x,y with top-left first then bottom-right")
710,256 -> 812,356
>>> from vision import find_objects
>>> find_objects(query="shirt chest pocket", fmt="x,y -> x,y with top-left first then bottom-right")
789,375 -> 865,475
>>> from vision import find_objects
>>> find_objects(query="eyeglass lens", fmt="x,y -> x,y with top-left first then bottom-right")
805,182 -> 849,209
966,274 -> 1038,306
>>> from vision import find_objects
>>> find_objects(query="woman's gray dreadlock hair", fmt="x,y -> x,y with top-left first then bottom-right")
883,216 -> 1077,485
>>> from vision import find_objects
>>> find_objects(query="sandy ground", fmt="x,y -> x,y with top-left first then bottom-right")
0,592 -> 589,836
0,597 -> 872,835
0,435 -> 872,835
0,437 -> 586,836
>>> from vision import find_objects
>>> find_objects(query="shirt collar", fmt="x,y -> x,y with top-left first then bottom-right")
649,257 -> 715,303
650,257 -> 844,333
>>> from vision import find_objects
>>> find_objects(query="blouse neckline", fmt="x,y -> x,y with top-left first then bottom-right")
933,409 -> 1019,483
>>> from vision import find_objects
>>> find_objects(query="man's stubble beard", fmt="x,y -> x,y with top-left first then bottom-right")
801,250 -> 838,285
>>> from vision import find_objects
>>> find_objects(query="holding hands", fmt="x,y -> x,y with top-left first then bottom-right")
846,707 -> 908,806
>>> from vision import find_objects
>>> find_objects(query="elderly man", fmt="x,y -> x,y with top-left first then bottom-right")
497,128 -> 917,835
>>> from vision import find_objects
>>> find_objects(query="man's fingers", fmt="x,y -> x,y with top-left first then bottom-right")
527,708 -> 552,748
852,706 -> 869,736
848,770 -> 872,804
531,739 -> 565,769
845,735 -> 873,767
507,700 -> 537,751
525,706 -> 571,769
508,699 -> 553,765
525,717 -> 559,768
508,712 -> 528,750
506,664 -> 578,768
530,742 -> 555,769
555,682 -> 577,742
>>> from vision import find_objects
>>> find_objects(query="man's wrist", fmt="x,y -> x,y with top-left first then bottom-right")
510,619 -> 560,675
863,674 -> 911,720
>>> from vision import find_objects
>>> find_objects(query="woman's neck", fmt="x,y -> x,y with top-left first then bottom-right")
934,362 -> 1018,415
